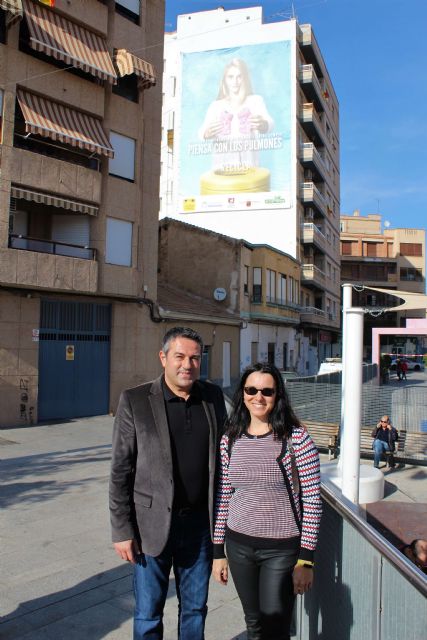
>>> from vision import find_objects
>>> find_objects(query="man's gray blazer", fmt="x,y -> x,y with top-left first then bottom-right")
109,375 -> 227,557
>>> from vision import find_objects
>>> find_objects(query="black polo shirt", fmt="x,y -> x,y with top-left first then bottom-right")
162,377 -> 210,511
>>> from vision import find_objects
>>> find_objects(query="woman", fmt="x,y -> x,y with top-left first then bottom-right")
212,363 -> 321,640
199,58 -> 273,174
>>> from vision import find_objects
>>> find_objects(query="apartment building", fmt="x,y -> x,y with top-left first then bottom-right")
159,6 -> 341,371
159,218 -> 310,379
340,210 -> 426,356
0,0 -> 164,426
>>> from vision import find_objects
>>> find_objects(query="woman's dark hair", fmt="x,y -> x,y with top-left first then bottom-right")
226,363 -> 302,447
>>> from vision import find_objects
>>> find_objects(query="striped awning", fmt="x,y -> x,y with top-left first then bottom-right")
113,49 -> 156,89
22,0 -> 117,83
16,88 -> 114,158
0,0 -> 23,25
11,185 -> 99,216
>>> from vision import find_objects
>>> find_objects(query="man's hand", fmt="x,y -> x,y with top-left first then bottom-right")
293,565 -> 314,595
113,539 -> 140,564
212,558 -> 229,585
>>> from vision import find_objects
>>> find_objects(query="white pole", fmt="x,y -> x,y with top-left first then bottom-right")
339,284 -> 353,470
341,307 -> 364,504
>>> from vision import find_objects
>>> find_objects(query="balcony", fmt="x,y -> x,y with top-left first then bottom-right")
300,305 -> 338,327
299,24 -> 324,79
301,263 -> 326,289
299,64 -> 325,112
9,234 -> 96,260
300,142 -> 327,182
300,103 -> 325,147
301,223 -> 326,252
300,182 -> 327,217
1,242 -> 98,293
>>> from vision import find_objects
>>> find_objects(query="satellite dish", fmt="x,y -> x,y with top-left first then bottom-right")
384,220 -> 391,228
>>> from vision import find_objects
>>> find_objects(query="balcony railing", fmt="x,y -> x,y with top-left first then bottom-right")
301,263 -> 326,287
300,102 -> 325,145
300,182 -> 327,217
301,222 -> 326,251
300,142 -> 327,181
9,234 -> 97,260
299,64 -> 324,110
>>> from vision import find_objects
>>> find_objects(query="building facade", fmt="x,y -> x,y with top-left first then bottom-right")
160,6 -> 341,371
159,217 -> 310,380
340,210 -> 426,358
0,0 -> 164,426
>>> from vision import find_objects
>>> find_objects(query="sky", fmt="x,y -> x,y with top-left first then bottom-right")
165,0 -> 427,234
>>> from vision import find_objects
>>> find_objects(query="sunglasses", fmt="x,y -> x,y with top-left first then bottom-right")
244,386 -> 276,397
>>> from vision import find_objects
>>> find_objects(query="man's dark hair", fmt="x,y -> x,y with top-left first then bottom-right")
161,327 -> 203,355
225,362 -> 302,448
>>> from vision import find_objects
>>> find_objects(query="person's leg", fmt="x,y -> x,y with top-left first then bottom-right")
133,546 -> 173,640
373,439 -> 383,467
227,538 -> 262,640
172,511 -> 213,640
257,548 -> 298,640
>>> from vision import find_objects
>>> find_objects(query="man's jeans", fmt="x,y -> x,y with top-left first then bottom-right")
373,439 -> 390,467
133,510 -> 213,640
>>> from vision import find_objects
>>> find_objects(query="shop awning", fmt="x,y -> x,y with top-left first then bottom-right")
16,88 -> 114,158
22,0 -> 117,83
0,0 -> 23,25
11,185 -> 99,216
113,49 -> 156,89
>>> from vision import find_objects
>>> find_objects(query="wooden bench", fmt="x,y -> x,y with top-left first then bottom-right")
304,421 -> 339,460
360,428 -> 427,465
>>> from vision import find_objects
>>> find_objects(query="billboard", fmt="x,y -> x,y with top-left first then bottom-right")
178,40 -> 292,214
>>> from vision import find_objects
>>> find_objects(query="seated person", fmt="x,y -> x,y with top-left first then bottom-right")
371,416 -> 398,469
401,539 -> 427,574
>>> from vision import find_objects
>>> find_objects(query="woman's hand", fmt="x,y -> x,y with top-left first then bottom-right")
212,558 -> 229,585
293,565 -> 314,595
204,121 -> 224,139
249,115 -> 269,133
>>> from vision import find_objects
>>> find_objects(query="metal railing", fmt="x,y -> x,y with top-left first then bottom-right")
294,481 -> 427,639
9,234 -> 97,260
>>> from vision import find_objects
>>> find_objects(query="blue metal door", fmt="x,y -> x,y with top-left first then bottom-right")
38,300 -> 111,420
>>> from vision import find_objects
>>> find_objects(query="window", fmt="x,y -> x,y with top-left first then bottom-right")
366,242 -> 379,257
341,241 -> 353,256
109,132 -> 135,181
115,0 -> 140,23
112,74 -> 139,102
0,9 -> 6,44
400,243 -> 422,257
243,266 -> 249,295
106,218 -> 132,266
288,276 -> 294,303
222,342 -> 231,388
266,269 -> 276,303
252,267 -> 262,303
267,343 -> 275,365
277,274 -> 287,304
400,267 -> 423,282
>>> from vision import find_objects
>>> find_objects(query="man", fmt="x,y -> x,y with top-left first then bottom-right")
109,327 -> 227,640
371,415 -> 398,469
401,539 -> 427,574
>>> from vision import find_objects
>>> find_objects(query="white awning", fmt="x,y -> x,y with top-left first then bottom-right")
364,287 -> 427,312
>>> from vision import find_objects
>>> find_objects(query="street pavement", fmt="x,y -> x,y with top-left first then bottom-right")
0,416 -> 245,640
1,414 -> 426,639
